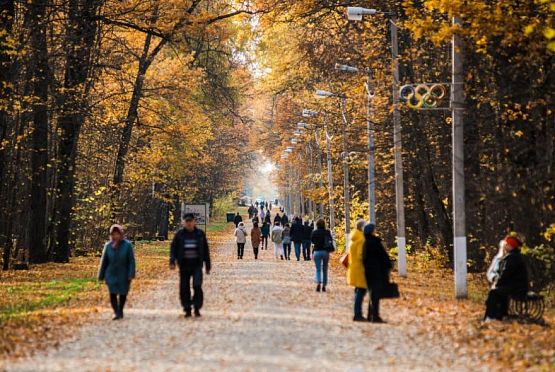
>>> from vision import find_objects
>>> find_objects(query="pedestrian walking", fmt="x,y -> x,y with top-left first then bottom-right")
234,222 -> 248,259
311,219 -> 335,292
274,212 -> 282,226
302,220 -> 313,261
484,236 -> 528,322
98,224 -> 136,320
259,208 -> 265,222
347,219 -> 368,321
282,223 -> 292,260
290,217 -> 304,261
271,222 -> 284,260
251,222 -> 262,259
169,213 -> 212,318
264,211 -> 271,225
261,221 -> 270,250
233,212 -> 243,227
362,223 -> 391,323
248,205 -> 255,220
282,213 -> 289,226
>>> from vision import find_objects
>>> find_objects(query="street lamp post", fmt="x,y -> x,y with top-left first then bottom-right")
335,63 -> 377,225
346,7 -> 407,277
315,90 -> 351,239
452,16 -> 467,298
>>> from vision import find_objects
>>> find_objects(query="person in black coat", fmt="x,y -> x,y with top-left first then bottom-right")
484,236 -> 528,321
301,220 -> 313,261
274,213 -> 282,226
170,214 -> 212,318
282,213 -> 289,226
362,223 -> 392,323
233,212 -> 242,227
290,217 -> 304,261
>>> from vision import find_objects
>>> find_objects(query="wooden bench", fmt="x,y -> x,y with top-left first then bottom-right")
509,292 -> 545,322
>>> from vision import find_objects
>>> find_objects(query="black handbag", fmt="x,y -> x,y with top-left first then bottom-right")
381,282 -> 400,299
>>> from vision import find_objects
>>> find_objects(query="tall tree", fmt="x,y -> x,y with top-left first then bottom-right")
50,0 -> 104,262
28,0 -> 49,263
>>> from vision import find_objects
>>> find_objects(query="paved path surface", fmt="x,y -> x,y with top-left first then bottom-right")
4,224 -> 486,371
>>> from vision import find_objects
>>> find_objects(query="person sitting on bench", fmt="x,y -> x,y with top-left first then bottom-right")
484,236 -> 528,322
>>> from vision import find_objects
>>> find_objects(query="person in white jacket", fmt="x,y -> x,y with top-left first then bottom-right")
271,222 -> 284,260
486,239 -> 507,287
234,222 -> 248,259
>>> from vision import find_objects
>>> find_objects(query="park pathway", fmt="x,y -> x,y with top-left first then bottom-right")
5,220 -> 486,371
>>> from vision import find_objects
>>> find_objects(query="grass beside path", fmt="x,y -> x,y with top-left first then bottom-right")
0,216 -> 234,358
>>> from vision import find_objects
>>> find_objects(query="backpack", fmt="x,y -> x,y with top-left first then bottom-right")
272,229 -> 283,244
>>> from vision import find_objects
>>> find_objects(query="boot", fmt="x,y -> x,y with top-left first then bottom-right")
316,284 -> 321,292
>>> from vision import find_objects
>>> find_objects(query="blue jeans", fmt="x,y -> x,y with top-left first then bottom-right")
293,241 -> 302,260
313,250 -> 329,285
354,287 -> 367,319
302,240 -> 311,260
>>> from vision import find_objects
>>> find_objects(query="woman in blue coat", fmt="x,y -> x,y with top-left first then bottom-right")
98,224 -> 136,320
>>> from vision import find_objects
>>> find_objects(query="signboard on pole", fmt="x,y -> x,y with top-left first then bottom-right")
182,203 -> 209,230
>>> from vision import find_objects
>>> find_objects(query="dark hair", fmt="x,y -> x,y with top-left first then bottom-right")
275,221 -> 280,226
183,213 -> 195,221
316,219 -> 326,229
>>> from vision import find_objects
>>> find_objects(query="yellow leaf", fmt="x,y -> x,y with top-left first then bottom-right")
544,27 -> 555,40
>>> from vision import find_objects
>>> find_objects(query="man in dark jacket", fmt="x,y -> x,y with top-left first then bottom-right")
302,220 -> 313,261
362,224 -> 392,323
170,213 -> 211,318
274,212 -> 282,226
484,236 -> 528,321
233,212 -> 242,227
282,213 -> 289,226
290,217 -> 304,261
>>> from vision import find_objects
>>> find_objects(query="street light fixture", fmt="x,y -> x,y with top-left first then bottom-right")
346,6 -> 378,21
346,6 -> 407,278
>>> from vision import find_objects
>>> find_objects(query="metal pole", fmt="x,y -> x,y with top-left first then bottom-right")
316,130 -> 325,219
391,17 -> 407,277
325,124 -> 335,232
340,98 -> 351,238
366,71 -> 376,225
452,16 -> 467,298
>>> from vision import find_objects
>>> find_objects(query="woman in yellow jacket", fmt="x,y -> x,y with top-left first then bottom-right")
347,219 -> 367,321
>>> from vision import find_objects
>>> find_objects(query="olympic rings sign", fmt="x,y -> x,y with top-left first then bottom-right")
399,83 -> 448,109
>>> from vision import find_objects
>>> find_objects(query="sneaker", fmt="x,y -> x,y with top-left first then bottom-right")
371,316 -> 385,323
112,315 -> 121,321
194,309 -> 201,317
316,284 -> 321,292
353,316 -> 366,322
184,310 -> 192,318
322,285 -> 327,292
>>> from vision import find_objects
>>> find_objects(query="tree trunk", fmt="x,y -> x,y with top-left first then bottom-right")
50,0 -> 103,262
0,0 -> 15,269
28,0 -> 50,264
112,33 -> 154,187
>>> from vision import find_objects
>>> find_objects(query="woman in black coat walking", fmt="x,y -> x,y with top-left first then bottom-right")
362,223 -> 392,323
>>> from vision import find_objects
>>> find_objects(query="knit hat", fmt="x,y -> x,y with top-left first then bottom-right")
505,236 -> 522,249
109,224 -> 124,235
363,223 -> 375,235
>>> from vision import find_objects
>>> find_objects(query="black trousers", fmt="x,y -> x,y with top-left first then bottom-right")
367,289 -> 380,318
484,289 -> 509,320
179,263 -> 204,311
283,243 -> 291,259
261,236 -> 268,249
237,243 -> 245,258
109,293 -> 127,315
253,245 -> 259,259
